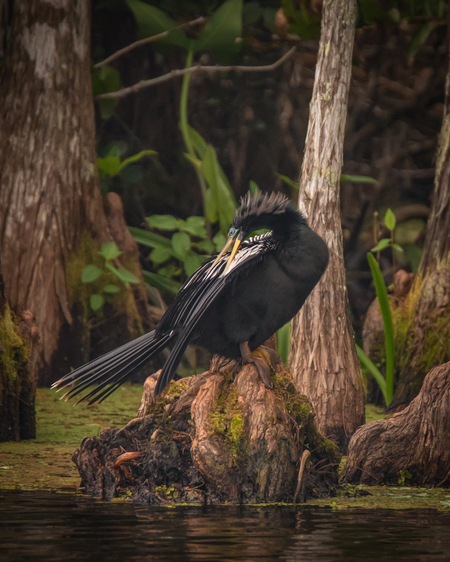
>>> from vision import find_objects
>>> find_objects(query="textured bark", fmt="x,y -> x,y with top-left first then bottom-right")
418,110 -> 450,274
0,0 -> 108,383
377,41 -> 450,408
0,1 -> 153,385
343,362 -> 450,486
289,0 -> 365,449
0,265 -> 40,441
390,47 -> 450,404
72,359 -> 340,503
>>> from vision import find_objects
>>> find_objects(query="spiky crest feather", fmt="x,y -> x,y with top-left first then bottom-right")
233,192 -> 291,225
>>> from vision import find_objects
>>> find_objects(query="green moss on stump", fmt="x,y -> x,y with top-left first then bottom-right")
209,380 -> 249,466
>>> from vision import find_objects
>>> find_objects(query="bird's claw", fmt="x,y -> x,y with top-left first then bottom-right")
240,342 -> 275,389
250,355 -> 274,389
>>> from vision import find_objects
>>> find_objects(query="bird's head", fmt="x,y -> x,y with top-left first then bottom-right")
215,192 -> 301,272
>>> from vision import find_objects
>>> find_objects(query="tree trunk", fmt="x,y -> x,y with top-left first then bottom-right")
343,361 -> 450,486
364,34 -> 450,410
0,0 -> 152,386
390,80 -> 450,406
73,358 -> 341,503
0,263 -> 39,441
289,0 -> 365,450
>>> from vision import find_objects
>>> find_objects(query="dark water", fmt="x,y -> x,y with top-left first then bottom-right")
1,491 -> 450,561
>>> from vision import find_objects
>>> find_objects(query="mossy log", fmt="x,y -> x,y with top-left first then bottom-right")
72,358 -> 341,503
343,361 -> 450,486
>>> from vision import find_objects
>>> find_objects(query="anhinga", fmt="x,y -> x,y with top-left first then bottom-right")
52,192 -> 329,404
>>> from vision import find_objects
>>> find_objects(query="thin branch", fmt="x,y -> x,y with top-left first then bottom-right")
95,47 -> 297,100
94,17 -> 206,69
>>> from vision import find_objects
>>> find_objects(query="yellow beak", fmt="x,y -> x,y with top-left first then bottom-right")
212,236 -> 235,266
224,238 -> 241,273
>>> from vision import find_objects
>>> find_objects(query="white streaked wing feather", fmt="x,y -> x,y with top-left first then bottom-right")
156,233 -> 276,335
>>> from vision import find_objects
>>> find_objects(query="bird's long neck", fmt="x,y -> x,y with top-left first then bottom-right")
273,210 -> 329,283
269,208 -> 307,244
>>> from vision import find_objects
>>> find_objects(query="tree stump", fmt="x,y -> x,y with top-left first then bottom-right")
73,358 -> 341,503
343,361 -> 450,486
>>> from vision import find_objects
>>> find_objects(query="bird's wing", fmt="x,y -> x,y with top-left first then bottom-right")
156,232 -> 276,336
154,233 -> 277,394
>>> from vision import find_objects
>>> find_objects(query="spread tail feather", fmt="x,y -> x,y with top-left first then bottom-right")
52,331 -> 174,405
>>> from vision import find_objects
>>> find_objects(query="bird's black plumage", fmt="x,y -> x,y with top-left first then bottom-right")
52,192 -> 329,404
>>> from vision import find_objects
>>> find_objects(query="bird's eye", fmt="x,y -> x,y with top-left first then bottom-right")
228,227 -> 237,238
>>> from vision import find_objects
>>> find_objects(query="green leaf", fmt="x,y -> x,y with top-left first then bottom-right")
118,150 -> 157,171
146,215 -> 179,231
81,265 -> 102,283
126,0 -> 189,49
356,344 -> 388,403
109,144 -> 122,158
182,216 -> 207,238
91,65 -> 120,120
340,174 -> 377,184
142,270 -> 181,294
277,173 -> 300,190
97,155 -> 122,178
194,239 -> 214,253
106,263 -> 140,285
187,126 -> 208,158
385,208 -> 396,231
172,231 -> 191,260
201,144 -> 236,233
184,253 -> 203,276
249,180 -> 260,196
99,241 -> 122,261
183,153 -> 202,169
407,21 -> 440,61
150,246 -> 173,265
405,244 -> 423,272
115,267 -> 140,285
90,294 -> 104,311
441,500 -> 450,508
393,243 -> 404,253
158,265 -> 181,278
194,0 -> 243,57
129,227 -> 172,248
243,2 -> 262,24
371,238 -> 390,253
103,284 -> 120,294
204,188 -> 218,223
213,231 -> 227,252
367,253 -> 395,406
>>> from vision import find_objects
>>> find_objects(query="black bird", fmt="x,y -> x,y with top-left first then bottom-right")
52,192 -> 329,404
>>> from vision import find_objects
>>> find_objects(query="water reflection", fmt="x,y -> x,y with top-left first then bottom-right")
1,491 -> 450,561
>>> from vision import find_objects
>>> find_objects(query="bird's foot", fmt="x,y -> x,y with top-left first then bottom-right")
240,343 -> 274,389
259,345 -> 282,368
251,354 -> 274,389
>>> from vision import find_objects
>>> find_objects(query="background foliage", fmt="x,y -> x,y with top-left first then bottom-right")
88,0 -> 448,381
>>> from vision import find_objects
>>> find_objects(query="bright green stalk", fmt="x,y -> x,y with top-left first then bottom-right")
276,322 -> 291,366
367,252 -> 395,406
356,344 -> 388,405
179,49 -> 194,156
179,49 -> 207,199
